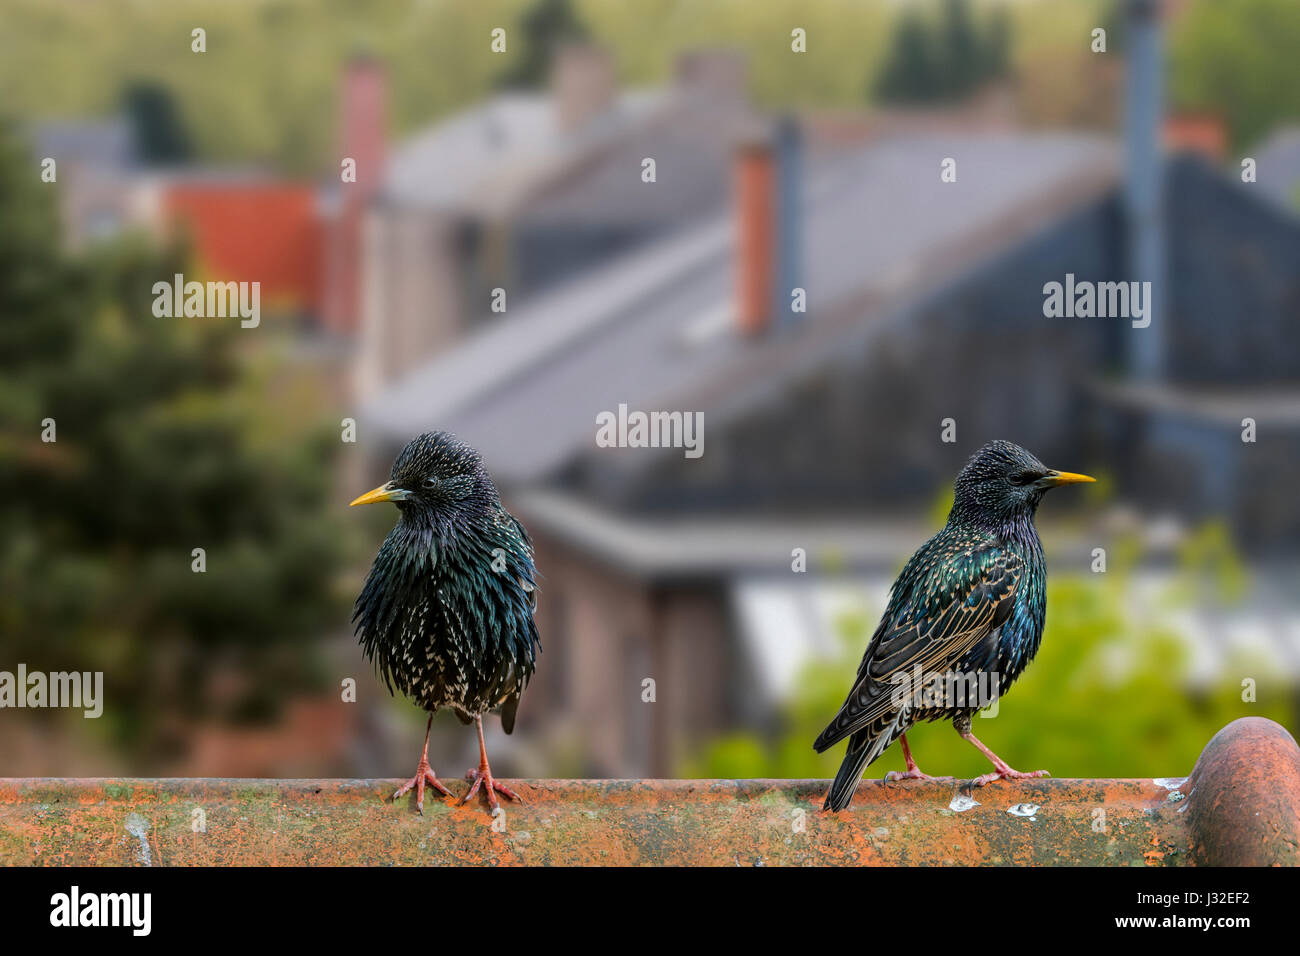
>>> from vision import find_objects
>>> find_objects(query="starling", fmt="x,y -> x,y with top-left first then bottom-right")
350,432 -> 540,812
814,440 -> 1094,812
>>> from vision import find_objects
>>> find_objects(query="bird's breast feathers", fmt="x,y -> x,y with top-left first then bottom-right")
352,510 -> 540,712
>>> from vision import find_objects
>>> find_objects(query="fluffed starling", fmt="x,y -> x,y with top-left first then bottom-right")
350,432 -> 540,811
814,440 -> 1094,812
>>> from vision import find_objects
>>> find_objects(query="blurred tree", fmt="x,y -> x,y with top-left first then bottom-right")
874,0 -> 1011,105
1170,0 -> 1300,150
1008,0 -> 1119,129
980,7 -> 1012,85
875,12 -> 940,104
122,82 -> 193,166
0,123 -> 344,762
940,0 -> 982,97
0,0 -> 894,172
498,0 -> 589,89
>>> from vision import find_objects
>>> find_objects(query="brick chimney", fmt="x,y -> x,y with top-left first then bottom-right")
733,118 -> 802,337
551,44 -> 615,133
734,139 -> 774,336
324,56 -> 387,335
675,50 -> 748,105
1163,113 -> 1226,162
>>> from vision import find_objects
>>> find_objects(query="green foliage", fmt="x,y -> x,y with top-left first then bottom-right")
0,0 -> 1295,171
1171,521 -> 1248,605
874,0 -> 1011,105
1169,0 -> 1300,150
122,82 -> 193,165
0,0 -> 537,174
0,0 -> 891,172
686,524 -> 1294,780
497,0 -> 589,89
0,122 -> 346,757
1003,0 -> 1120,129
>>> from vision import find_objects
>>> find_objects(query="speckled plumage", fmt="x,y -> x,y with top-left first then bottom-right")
352,432 -> 540,732
815,440 -> 1090,811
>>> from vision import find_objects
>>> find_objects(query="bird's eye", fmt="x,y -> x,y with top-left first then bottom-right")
422,476 -> 439,489
1008,470 -> 1039,486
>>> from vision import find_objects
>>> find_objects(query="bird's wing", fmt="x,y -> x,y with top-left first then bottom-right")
506,511 -> 533,548
813,546 -> 1021,753
498,508 -> 538,611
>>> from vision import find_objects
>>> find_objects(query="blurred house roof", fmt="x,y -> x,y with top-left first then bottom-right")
511,487 -> 1106,578
381,89 -> 669,218
516,94 -> 758,231
511,488 -> 925,577
30,118 -> 137,172
1090,380 -> 1300,427
363,131 -> 1120,484
1253,126 -> 1300,215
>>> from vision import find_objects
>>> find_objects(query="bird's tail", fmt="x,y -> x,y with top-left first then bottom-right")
822,717 -> 905,812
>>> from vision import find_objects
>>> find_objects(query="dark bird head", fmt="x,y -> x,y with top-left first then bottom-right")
349,431 -> 497,522
950,440 -> 1094,529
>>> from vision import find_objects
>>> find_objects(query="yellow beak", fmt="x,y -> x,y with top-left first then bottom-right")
1042,470 -> 1096,487
349,482 -> 404,507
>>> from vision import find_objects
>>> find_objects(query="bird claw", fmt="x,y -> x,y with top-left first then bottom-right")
968,768 -> 1050,788
461,767 -> 522,812
884,769 -> 951,783
391,758 -> 453,813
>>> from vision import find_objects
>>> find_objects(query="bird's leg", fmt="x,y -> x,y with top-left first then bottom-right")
957,720 -> 1049,787
461,714 -> 522,811
884,732 -> 949,782
391,713 -> 453,813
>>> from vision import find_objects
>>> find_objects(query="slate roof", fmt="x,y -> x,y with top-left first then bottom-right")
363,132 -> 1121,482
30,119 -> 137,172
381,89 -> 667,217
1253,126 -> 1300,215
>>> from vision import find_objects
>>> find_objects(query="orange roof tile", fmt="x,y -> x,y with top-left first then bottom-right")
163,182 -> 323,313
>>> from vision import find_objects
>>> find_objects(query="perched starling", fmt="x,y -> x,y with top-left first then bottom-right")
814,440 -> 1094,812
350,432 -> 540,811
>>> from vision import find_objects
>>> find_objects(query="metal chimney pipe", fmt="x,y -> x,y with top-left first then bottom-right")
772,116 -> 802,328
1125,0 -> 1166,380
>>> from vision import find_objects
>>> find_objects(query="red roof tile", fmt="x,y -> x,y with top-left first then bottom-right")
163,182 -> 323,313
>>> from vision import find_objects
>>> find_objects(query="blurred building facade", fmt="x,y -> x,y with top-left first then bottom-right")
358,15 -> 1300,775
353,47 -> 761,399
30,124 -> 326,319
22,5 -> 1300,780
